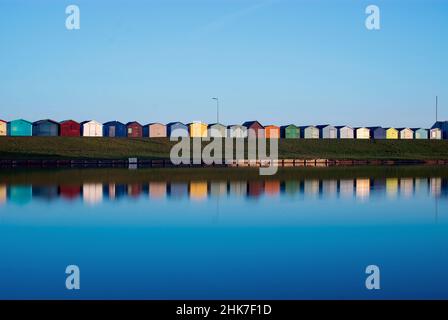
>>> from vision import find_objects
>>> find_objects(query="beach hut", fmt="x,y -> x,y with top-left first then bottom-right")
431,121 -> 448,139
143,123 -> 167,138
0,120 -> 7,136
280,124 -> 300,139
335,126 -> 354,139
167,122 -> 189,138
209,181 -> 227,197
385,127 -> 399,139
208,123 -> 227,138
413,128 -> 429,140
59,185 -> 81,200
242,121 -> 265,139
354,127 -> 370,139
7,119 -> 32,136
265,180 -> 280,196
32,119 -> 59,136
189,122 -> 208,138
430,128 -> 442,140
368,127 -> 386,139
397,128 -> 413,139
83,183 -> 103,204
317,125 -> 337,139
60,120 -> 80,137
103,121 -> 126,137
168,182 -> 188,198
81,120 -> 103,137
265,125 -> 280,139
248,181 -> 264,198
299,126 -> 319,139
126,121 -> 143,138
227,125 -> 247,138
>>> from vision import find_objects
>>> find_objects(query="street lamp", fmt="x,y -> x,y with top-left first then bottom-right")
212,97 -> 219,123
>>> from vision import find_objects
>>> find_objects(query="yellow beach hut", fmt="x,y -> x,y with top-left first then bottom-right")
385,127 -> 399,139
189,122 -> 208,138
0,120 -> 7,136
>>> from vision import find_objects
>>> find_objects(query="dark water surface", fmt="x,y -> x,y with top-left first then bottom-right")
1,167 -> 447,299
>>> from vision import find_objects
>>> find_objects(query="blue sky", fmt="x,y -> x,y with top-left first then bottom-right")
0,0 -> 447,127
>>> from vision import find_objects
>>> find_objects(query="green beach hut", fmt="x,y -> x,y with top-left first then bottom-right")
280,125 -> 300,139
7,119 -> 32,136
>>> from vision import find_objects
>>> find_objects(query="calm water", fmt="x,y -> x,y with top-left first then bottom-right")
1,169 -> 448,299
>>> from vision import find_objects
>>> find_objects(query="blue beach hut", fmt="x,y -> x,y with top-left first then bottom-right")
7,119 -> 33,136
103,121 -> 127,137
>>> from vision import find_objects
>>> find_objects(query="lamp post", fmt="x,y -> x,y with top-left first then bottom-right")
212,97 -> 219,123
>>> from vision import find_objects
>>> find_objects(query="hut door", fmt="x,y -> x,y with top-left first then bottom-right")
109,126 -> 115,137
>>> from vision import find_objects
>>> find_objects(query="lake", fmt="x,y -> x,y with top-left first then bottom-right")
0,167 -> 447,299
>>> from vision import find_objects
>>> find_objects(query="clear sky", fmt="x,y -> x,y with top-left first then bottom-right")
0,0 -> 447,127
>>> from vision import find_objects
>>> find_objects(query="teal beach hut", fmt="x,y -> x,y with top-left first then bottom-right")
7,119 -> 32,136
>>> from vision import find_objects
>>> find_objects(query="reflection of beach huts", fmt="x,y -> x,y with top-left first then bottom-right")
127,184 -> 142,197
354,127 -> 370,139
355,179 -> 370,199
265,125 -> 280,139
189,122 -> 208,138
321,180 -> 337,197
103,121 -> 126,137
60,185 -> 81,200
280,124 -> 300,139
168,182 -> 188,198
368,127 -> 386,139
60,120 -> 81,137
126,121 -> 143,138
167,122 -> 189,138
386,178 -> 399,198
412,128 -> 428,140
431,121 -> 448,139
7,185 -> 32,205
32,185 -> 59,201
149,181 -> 167,198
430,177 -> 442,197
83,183 -> 103,204
400,178 -> 414,197
208,123 -> 227,138
300,126 -> 319,139
143,123 -> 167,138
32,119 -> 59,136
414,178 -> 429,194
265,180 -> 280,196
397,128 -> 413,140
209,181 -> 227,197
430,128 -> 442,140
81,120 -> 103,137
304,179 -> 319,197
371,178 -> 386,193
282,180 -> 300,196
336,126 -> 354,139
248,181 -> 264,198
229,181 -> 247,197
243,121 -> 265,139
189,181 -> 208,200
7,119 -> 32,136
227,125 -> 247,138
339,179 -> 354,198
0,184 -> 6,204
0,120 -> 7,136
317,125 -> 337,139
385,127 -> 399,139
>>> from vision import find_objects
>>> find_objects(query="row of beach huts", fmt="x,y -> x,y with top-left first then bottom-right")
1,119 -> 448,139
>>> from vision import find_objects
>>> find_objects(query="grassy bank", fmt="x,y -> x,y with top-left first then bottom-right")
1,137 -> 448,160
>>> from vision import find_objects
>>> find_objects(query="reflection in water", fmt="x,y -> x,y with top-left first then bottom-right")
1,177 -> 448,205
0,184 -> 6,204
149,181 -> 166,199
355,179 -> 370,200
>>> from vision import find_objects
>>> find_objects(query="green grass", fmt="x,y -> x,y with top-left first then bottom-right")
1,137 -> 448,160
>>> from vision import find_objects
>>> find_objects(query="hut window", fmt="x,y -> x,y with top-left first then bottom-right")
128,128 -> 132,134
